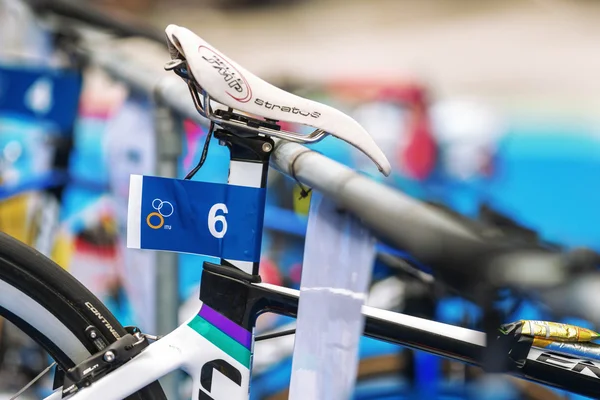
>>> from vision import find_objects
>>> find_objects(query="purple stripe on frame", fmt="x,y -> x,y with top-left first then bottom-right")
199,304 -> 251,349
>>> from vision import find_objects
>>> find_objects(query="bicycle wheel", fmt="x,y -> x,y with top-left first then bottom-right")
0,231 -> 165,399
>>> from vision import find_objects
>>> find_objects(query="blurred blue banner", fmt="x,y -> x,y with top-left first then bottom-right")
0,65 -> 82,132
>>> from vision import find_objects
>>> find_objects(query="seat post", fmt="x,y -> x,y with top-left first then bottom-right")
214,128 -> 274,277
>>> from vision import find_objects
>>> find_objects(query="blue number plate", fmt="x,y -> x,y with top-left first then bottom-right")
127,175 -> 266,263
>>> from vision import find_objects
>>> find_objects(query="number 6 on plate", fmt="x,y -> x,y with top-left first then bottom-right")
208,203 -> 228,239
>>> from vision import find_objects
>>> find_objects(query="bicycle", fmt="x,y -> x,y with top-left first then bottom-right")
2,21 -> 600,400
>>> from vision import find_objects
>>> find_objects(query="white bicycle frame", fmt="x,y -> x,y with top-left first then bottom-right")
43,283 -> 487,400
45,306 -> 250,400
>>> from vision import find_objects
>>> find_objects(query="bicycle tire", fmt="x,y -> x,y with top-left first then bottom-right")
0,231 -> 165,399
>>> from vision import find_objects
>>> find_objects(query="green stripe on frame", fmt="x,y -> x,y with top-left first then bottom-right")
188,315 -> 251,369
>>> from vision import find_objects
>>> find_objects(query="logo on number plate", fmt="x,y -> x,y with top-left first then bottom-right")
199,45 -> 252,103
147,198 -> 174,230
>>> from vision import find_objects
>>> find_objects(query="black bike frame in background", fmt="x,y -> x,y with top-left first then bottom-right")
24,0 -> 165,44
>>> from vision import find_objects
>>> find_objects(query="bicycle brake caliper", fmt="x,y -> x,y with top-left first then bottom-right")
62,331 -> 149,396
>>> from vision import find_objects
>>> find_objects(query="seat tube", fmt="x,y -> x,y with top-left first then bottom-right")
215,129 -> 274,276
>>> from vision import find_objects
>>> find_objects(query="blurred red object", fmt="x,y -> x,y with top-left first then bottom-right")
327,80 -> 438,180
260,257 -> 283,286
402,102 -> 437,180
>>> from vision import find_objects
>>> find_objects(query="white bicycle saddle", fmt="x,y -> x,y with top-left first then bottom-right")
165,24 -> 391,176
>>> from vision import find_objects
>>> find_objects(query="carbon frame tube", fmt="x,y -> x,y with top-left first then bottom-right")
199,264 -> 600,399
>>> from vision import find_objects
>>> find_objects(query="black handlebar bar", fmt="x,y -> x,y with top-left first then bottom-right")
379,199 -> 597,298
23,0 -> 165,44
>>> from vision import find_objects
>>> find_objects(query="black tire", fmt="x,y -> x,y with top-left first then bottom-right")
0,231 -> 165,399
